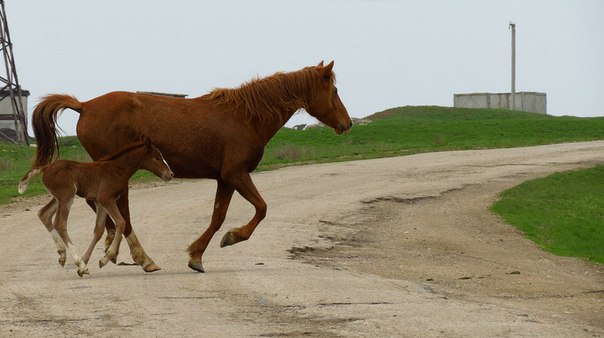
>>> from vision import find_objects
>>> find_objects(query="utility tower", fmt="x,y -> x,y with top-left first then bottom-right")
0,0 -> 28,144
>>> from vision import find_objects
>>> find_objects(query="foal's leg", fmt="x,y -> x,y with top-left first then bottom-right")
81,203 -> 108,266
187,179 -> 235,272
220,172 -> 267,248
101,190 -> 159,271
54,197 -> 89,277
98,198 -> 127,268
85,199 -> 116,259
38,198 -> 67,266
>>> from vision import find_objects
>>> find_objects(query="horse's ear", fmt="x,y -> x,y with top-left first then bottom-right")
322,60 -> 334,78
317,60 -> 324,66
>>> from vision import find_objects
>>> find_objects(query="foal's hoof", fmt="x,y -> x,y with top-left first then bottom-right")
104,248 -> 118,264
142,262 -> 161,273
57,250 -> 67,266
77,268 -> 89,278
188,259 -> 205,273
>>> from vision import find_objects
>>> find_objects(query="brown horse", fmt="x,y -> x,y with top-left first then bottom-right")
19,137 -> 173,277
30,61 -> 352,273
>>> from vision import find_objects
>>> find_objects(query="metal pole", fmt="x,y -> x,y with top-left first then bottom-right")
509,22 -> 516,111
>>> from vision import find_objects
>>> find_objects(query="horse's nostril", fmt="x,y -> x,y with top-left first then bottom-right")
349,121 -> 353,128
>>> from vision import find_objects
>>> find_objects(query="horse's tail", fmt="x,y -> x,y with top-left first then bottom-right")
32,94 -> 82,168
18,168 -> 43,194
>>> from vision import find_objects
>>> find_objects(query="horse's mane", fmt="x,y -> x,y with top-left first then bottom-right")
98,139 -> 146,161
205,66 -> 335,123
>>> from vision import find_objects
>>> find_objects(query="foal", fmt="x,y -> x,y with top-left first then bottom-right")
19,137 -> 173,277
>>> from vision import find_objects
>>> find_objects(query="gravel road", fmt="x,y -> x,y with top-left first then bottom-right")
1,141 -> 603,337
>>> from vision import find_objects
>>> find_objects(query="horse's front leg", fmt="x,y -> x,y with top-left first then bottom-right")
220,172 -> 267,248
116,189 -> 161,272
187,179 -> 235,272
100,190 -> 159,271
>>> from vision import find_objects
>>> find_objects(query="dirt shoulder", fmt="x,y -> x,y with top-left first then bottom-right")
1,141 -> 603,337
292,180 -> 604,329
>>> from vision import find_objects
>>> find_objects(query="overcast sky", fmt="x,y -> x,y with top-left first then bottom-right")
7,0 -> 604,135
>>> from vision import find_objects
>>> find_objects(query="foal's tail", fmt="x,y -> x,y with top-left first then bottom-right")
32,94 -> 82,168
18,168 -> 42,194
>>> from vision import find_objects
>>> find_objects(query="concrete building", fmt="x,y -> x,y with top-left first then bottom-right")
454,92 -> 546,114
0,89 -> 29,142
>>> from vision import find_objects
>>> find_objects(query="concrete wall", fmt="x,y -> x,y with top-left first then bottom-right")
454,92 -> 546,114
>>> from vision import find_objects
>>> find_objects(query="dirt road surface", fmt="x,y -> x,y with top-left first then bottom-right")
1,141 -> 603,337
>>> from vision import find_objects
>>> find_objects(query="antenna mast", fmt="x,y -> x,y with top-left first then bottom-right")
0,0 -> 28,144
509,22 -> 516,111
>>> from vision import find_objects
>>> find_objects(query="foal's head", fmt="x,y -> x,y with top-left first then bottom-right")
306,61 -> 352,135
137,138 -> 174,181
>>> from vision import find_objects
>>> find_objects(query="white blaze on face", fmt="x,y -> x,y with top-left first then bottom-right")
158,153 -> 172,180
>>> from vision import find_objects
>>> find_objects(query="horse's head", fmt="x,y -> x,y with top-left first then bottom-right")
306,61 -> 352,135
141,137 -> 174,181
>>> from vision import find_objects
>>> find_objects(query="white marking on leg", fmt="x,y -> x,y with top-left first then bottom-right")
66,243 -> 83,267
125,232 -> 146,266
18,168 -> 41,194
49,229 -> 67,266
50,229 -> 66,249
50,228 -> 67,255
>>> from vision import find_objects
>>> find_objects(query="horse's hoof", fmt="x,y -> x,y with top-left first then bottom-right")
188,260 -> 205,273
99,256 -> 111,268
142,262 -> 161,273
220,231 -> 238,247
77,268 -> 89,278
58,256 -> 66,267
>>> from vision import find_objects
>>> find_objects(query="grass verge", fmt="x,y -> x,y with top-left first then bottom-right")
492,166 -> 604,264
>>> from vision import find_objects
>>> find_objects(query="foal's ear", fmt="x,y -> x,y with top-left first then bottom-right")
144,136 -> 152,149
321,60 -> 334,78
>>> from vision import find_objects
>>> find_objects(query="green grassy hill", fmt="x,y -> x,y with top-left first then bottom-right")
261,106 -> 604,169
3,106 -> 604,204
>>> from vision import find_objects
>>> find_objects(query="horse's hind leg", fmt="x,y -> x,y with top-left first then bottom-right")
220,173 -> 267,248
81,203 -> 107,265
187,179 -> 235,272
54,197 -> 89,277
116,190 -> 160,272
38,198 -> 67,267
